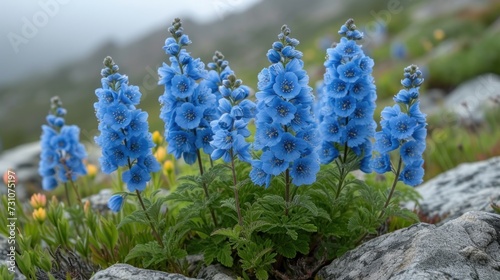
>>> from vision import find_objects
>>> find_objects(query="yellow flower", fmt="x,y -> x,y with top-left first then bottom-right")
433,29 -> 445,41
32,208 -> 47,223
163,160 -> 174,174
152,131 -> 163,146
30,193 -> 47,209
86,163 -> 98,178
154,146 -> 167,163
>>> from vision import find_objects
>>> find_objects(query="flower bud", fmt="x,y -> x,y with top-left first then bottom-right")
163,160 -> 174,174
152,131 -> 163,145
154,146 -> 167,162
33,208 -> 47,223
30,193 -> 47,209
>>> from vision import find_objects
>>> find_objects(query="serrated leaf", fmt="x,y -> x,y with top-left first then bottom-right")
117,209 -> 148,229
255,269 -> 268,280
217,243 -> 234,267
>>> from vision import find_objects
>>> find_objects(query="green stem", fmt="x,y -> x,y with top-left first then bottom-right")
64,183 -> 71,207
379,156 -> 403,218
69,179 -> 82,206
196,148 -> 218,227
335,142 -> 349,200
230,149 -> 243,226
355,156 -> 403,246
136,189 -> 164,248
285,168 -> 290,216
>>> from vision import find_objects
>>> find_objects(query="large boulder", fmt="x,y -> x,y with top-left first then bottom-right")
410,156 -> 500,221
89,263 -> 198,280
317,211 -> 500,280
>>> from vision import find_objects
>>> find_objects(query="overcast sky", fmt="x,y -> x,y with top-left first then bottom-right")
0,0 -> 261,86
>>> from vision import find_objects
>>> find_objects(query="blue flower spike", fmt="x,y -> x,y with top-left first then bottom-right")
371,64 -> 427,187
158,18 -> 217,165
318,18 -> 377,173
94,56 -> 159,195
39,96 -> 88,190
252,25 -> 320,188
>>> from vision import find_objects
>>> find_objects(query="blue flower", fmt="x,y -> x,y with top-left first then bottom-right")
333,95 -> 357,118
399,160 -> 424,186
175,102 -> 204,129
320,116 -> 346,143
274,132 -> 307,161
252,25 -> 320,186
388,114 -> 417,140
122,165 -> 151,192
38,96 -> 87,190
269,98 -> 297,125
319,19 -> 377,173
108,194 -> 125,212
326,78 -> 349,98
261,151 -> 289,175
400,140 -> 425,165
337,62 -> 362,83
290,155 -> 320,186
372,65 -> 427,186
94,57 -> 158,191
370,153 -> 391,173
158,19 -> 216,164
250,160 -> 272,187
273,72 -> 301,99
374,131 -> 399,153
319,141 -> 339,164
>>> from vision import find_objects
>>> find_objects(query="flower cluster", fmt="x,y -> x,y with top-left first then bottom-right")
206,51 -> 234,100
210,70 -> 255,162
94,57 -> 159,192
318,19 -> 377,172
38,96 -> 87,190
158,18 -> 217,164
251,25 -> 320,187
371,65 -> 427,186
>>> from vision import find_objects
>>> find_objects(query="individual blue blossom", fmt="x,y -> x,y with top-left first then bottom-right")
108,194 -> 125,212
371,65 -> 427,187
252,25 -> 320,187
158,18 -> 217,165
210,69 -> 255,163
94,57 -> 159,193
38,96 -> 87,190
318,19 -> 377,170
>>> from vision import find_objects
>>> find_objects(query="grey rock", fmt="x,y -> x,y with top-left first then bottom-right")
197,265 -> 236,280
0,235 -> 26,279
442,74 -> 500,123
89,263 -> 199,280
317,211 -> 500,280
0,142 -> 40,199
408,156 -> 500,221
83,189 -> 113,213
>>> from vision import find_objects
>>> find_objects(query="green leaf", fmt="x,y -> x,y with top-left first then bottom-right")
216,243 -> 234,267
255,269 -> 268,280
117,209 -> 148,229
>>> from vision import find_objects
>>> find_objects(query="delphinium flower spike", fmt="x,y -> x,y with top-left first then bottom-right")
251,25 -> 320,208
318,19 -> 377,197
158,18 -> 218,226
371,65 -> 427,188
38,96 -> 87,204
210,65 -> 256,225
94,56 -> 163,246
158,18 -> 216,165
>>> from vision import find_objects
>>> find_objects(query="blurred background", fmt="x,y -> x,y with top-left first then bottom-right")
1,0 -> 500,196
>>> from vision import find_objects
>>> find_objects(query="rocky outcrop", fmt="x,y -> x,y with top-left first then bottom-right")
197,265 -> 236,280
410,156 -> 500,221
317,211 -> 500,280
89,263 -> 198,280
